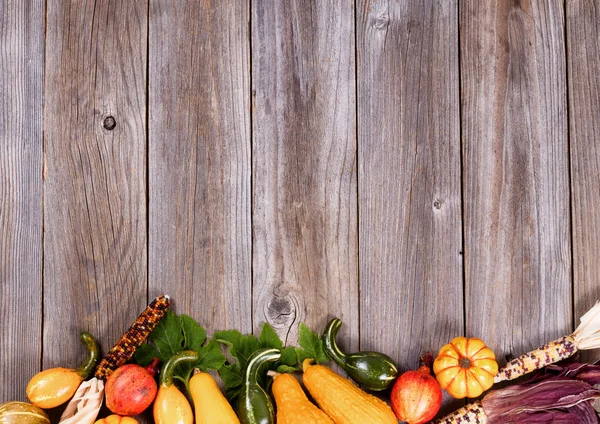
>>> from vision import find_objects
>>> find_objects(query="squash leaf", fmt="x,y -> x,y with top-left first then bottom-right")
215,322 -> 294,404
134,310 -> 225,390
296,322 -> 329,364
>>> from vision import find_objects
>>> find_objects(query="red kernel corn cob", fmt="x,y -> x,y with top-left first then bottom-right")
94,295 -> 170,380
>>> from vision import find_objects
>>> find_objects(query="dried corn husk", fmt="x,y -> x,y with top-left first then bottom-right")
574,301 -> 600,350
59,378 -> 104,424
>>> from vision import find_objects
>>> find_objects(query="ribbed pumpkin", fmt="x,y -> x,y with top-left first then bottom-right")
272,372 -> 333,424
433,337 -> 498,399
94,415 -> 139,424
301,359 -> 397,424
0,401 -> 50,424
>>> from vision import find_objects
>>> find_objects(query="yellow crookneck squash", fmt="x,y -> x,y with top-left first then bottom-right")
271,372 -> 334,424
302,359 -> 397,424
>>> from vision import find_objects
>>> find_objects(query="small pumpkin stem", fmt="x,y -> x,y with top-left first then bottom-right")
459,358 -> 472,369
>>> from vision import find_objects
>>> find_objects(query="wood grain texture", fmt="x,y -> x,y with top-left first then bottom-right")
461,0 -> 570,362
44,0 -> 147,368
568,0 -> 600,362
252,0 -> 358,347
149,1 -> 252,333
0,0 -> 44,403
358,0 -> 462,373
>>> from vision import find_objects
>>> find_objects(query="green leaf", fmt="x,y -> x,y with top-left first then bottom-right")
196,340 -> 227,371
296,323 -> 329,364
150,310 -> 184,361
134,343 -> 159,367
259,322 -> 283,349
219,363 -> 243,403
214,330 -> 261,370
276,364 -> 300,373
180,314 -> 206,352
280,346 -> 299,367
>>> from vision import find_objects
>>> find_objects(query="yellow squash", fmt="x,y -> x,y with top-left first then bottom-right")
0,401 -> 50,424
301,359 -> 397,424
272,372 -> 333,424
26,332 -> 100,409
153,350 -> 197,424
189,369 -> 240,424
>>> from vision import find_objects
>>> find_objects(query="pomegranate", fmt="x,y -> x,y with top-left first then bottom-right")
105,358 -> 160,416
390,353 -> 442,424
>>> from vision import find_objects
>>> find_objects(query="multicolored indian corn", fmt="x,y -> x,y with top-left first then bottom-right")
494,336 -> 576,383
494,301 -> 600,382
433,402 -> 487,424
94,295 -> 170,380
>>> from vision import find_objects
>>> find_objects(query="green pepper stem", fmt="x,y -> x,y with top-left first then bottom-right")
322,318 -> 347,367
245,348 -> 281,387
160,350 -> 199,387
75,331 -> 100,379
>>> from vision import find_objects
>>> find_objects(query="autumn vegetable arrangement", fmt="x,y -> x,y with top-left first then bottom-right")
3,297 -> 600,423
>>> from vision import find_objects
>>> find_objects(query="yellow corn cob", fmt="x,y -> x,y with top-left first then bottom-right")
494,336 -> 576,383
433,402 -> 487,424
94,295 -> 170,380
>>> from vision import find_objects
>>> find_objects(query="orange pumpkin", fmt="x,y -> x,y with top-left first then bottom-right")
433,337 -> 498,399
94,415 -> 138,424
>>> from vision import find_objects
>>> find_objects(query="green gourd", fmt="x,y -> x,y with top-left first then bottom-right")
237,348 -> 281,424
322,318 -> 398,391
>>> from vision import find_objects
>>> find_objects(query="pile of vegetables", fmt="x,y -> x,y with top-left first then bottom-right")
3,296 -> 600,423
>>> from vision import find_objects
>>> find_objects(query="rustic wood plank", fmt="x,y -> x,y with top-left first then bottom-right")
148,1 -> 252,333
44,0 -> 148,373
252,0 -> 358,348
358,0 -> 462,380
568,0 -> 600,362
0,0 -> 44,403
461,0 -> 570,363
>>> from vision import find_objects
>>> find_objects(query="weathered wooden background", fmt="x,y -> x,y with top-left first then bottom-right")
1,0 -> 599,421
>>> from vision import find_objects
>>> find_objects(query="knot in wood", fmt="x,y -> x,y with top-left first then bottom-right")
103,115 -> 116,131
373,14 -> 389,30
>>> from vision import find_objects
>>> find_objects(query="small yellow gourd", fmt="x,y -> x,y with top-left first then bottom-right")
154,351 -> 197,424
189,369 -> 240,424
26,332 -> 100,409
271,372 -> 334,424
302,359 -> 397,424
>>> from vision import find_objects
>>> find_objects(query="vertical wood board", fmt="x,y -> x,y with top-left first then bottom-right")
149,1 -> 252,333
44,0 -> 148,366
252,0 -> 358,347
0,0 -> 44,402
461,0 -> 570,361
358,0 -> 462,374
568,0 -> 600,362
